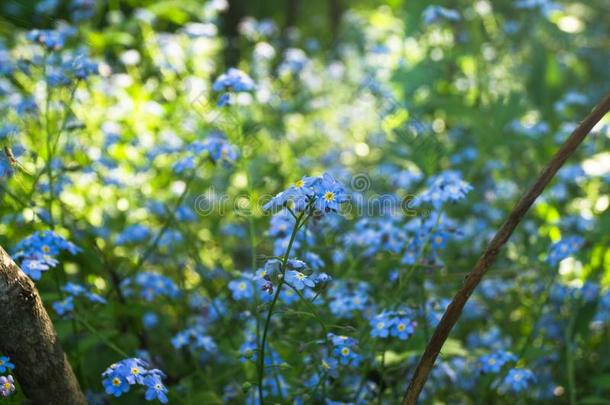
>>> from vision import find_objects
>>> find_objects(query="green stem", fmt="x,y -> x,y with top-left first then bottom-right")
129,167 -> 199,276
43,54 -> 55,228
74,312 -> 129,358
517,272 -> 558,359
566,308 -> 577,405
286,283 -> 329,342
258,207 -> 308,404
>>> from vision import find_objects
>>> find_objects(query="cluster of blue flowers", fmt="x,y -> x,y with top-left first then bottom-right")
14,230 -> 81,280
122,272 -> 181,302
52,282 -> 107,316
25,27 -> 76,50
173,131 -> 239,173
268,210 -> 314,256
328,281 -> 369,319
328,333 -> 362,367
171,326 -> 217,353
264,173 -> 348,214
478,350 -> 517,374
116,224 -> 151,245
101,358 -> 168,403
0,356 -> 15,398
414,170 -> 473,209
422,5 -> 461,24
500,368 -> 537,393
369,310 -> 417,340
212,67 -> 255,106
23,29 -> 99,86
547,236 -> 584,266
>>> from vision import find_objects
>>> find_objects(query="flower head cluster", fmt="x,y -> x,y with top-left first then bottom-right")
426,298 -> 451,328
0,356 -> 15,398
547,236 -> 584,266
267,210 -> 314,256
212,68 -> 255,106
328,281 -> 369,319
284,260 -> 316,291
121,272 -> 180,302
0,375 -> 14,398
278,48 -> 309,75
328,333 -> 362,367
191,132 -> 238,164
369,310 -> 417,340
26,27 -> 76,50
228,275 -> 255,301
116,224 -> 151,245
52,282 -> 107,316
171,326 -> 217,353
264,173 -> 348,214
174,132 -> 238,173
14,230 -> 81,280
422,6 -> 461,24
414,170 -> 473,209
478,351 -> 517,374
102,358 -> 168,402
345,218 -> 406,257
499,368 -> 536,393
0,357 -> 14,374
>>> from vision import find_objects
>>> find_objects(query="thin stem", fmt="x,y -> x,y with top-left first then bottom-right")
286,283 -> 329,342
517,272 -> 558,359
73,313 -> 129,358
565,307 -> 578,405
129,168 -> 199,276
43,54 -> 54,228
258,207 -> 308,404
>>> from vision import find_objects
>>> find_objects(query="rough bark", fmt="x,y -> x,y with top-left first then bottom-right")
402,91 -> 610,404
0,245 -> 86,404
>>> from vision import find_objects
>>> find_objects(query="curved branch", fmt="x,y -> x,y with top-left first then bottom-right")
0,245 -> 86,404
402,91 -> 610,404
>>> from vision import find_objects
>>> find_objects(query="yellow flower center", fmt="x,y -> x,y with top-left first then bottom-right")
376,322 -> 385,329
295,179 -> 305,188
322,360 -> 330,369
42,245 -> 50,253
112,377 -> 121,386
131,367 -> 140,375
341,347 -> 350,356
295,272 -> 306,280
488,358 -> 496,365
238,282 -> 247,290
324,191 -> 335,202
514,373 -> 522,381
3,382 -> 10,390
398,323 -> 406,331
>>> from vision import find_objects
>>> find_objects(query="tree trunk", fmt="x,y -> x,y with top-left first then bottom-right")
0,245 -> 86,404
222,0 -> 246,68
329,0 -> 343,49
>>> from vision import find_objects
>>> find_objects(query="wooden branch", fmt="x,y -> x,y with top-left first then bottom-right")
0,245 -> 86,404
402,91 -> 610,404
